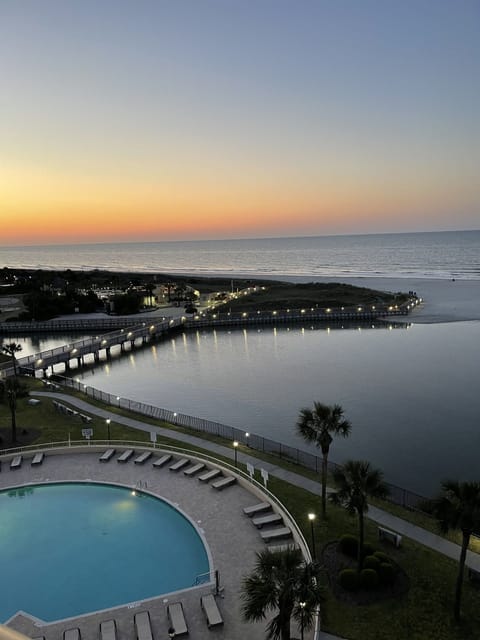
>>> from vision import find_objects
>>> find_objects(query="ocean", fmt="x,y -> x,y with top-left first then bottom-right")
1,230 -> 479,280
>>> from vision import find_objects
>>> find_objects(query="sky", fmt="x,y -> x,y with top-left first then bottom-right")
1,0 -> 479,246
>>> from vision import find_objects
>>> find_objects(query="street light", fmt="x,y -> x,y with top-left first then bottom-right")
233,440 -> 239,467
106,418 -> 111,441
245,432 -> 250,447
299,601 -> 306,640
308,513 -> 316,560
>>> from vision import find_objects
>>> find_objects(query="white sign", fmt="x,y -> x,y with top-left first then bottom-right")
261,468 -> 269,488
246,462 -> 255,478
82,428 -> 93,439
150,431 -> 157,443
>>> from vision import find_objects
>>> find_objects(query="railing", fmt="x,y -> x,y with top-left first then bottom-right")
50,375 -> 430,510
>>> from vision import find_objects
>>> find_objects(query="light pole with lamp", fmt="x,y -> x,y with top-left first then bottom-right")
245,431 -> 250,447
308,512 -> 316,560
299,601 -> 306,640
106,418 -> 111,441
233,440 -> 239,467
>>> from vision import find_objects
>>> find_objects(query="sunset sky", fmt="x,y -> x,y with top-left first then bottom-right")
1,0 -> 479,246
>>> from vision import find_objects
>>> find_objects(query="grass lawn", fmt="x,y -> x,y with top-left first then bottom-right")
1,379 -> 479,639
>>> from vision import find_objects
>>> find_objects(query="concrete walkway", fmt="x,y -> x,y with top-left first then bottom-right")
32,391 -> 480,574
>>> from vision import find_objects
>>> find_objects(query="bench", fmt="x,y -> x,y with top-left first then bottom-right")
378,526 -> 402,548
99,449 -> 116,462
31,452 -> 45,466
134,611 -> 153,640
10,455 -> 23,470
243,502 -> 271,517
252,513 -> 283,529
117,449 -> 134,463
200,594 -> 223,628
211,476 -> 236,491
198,468 -> 222,483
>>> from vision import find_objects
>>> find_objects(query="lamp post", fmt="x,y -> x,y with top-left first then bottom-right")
233,440 -> 239,467
308,512 -> 316,560
106,418 -> 111,441
245,432 -> 250,447
299,601 -> 306,640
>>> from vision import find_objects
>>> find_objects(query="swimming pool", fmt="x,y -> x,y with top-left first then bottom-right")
0,482 -> 210,622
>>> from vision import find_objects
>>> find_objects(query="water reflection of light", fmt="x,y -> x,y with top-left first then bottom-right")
150,345 -> 158,362
242,328 -> 250,360
129,354 -> 136,370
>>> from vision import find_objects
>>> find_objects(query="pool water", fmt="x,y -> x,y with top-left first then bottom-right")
0,483 -> 209,622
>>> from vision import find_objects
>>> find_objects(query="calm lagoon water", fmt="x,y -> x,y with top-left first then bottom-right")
0,483 -> 208,622
12,321 -> 480,497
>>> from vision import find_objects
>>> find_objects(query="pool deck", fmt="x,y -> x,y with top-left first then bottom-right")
0,448 -> 304,640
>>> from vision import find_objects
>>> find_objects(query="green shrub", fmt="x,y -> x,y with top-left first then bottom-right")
373,550 -> 391,564
339,568 -> 360,591
363,555 -> 381,571
360,568 -> 379,589
362,542 -> 376,558
378,561 -> 396,586
338,534 -> 358,557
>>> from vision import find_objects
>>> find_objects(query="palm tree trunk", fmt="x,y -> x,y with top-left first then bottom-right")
321,453 -> 328,520
9,395 -> 17,443
357,509 -> 364,572
454,532 -> 470,622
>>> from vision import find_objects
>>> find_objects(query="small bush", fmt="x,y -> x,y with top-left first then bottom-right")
361,568 -> 379,589
373,551 -> 391,564
339,534 -> 358,557
339,568 -> 360,591
378,561 -> 396,586
363,555 -> 381,571
362,542 -> 376,558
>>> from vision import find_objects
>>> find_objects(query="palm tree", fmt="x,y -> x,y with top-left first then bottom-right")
2,342 -> 23,377
241,546 -> 323,640
0,377 -> 21,442
296,402 -> 352,519
329,460 -> 389,571
429,480 -> 480,622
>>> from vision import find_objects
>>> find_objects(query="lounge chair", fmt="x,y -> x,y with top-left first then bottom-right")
260,527 -> 292,542
183,462 -> 205,477
152,454 -> 172,468
10,455 -> 22,470
243,502 -> 271,517
211,476 -> 236,491
99,449 -> 116,462
117,449 -> 134,463
64,628 -> 81,640
169,458 -> 189,472
134,611 -> 153,640
31,452 -> 45,466
167,602 -> 188,636
198,468 -> 222,483
200,594 -> 223,628
100,619 -> 117,640
252,513 -> 283,529
134,451 -> 152,465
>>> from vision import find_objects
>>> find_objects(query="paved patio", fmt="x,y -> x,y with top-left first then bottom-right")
0,447 -> 307,640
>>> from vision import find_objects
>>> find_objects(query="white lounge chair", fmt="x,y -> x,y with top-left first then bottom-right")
99,449 -> 115,462
169,458 -> 189,472
134,611 -> 153,640
200,594 -> 223,628
184,462 -> 205,476
152,454 -> 172,467
31,452 -> 45,466
243,502 -> 271,517
10,455 -> 22,470
63,628 -> 81,640
252,513 -> 283,529
198,468 -> 222,483
100,619 -> 117,640
134,451 -> 152,465
260,527 -> 292,542
117,449 -> 134,463
211,476 -> 236,490
167,602 -> 188,636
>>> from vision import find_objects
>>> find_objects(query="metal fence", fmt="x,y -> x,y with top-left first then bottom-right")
54,375 -> 430,511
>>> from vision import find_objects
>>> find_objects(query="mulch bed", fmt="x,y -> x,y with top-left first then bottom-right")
322,540 -> 410,605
